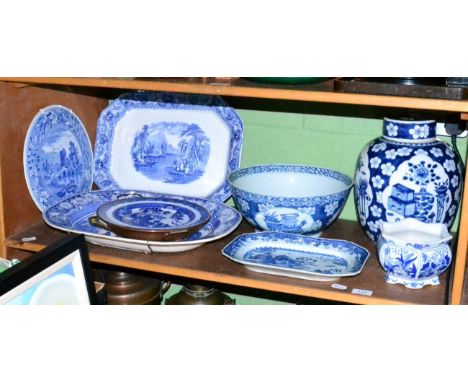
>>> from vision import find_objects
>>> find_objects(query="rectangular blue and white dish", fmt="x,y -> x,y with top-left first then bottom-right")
222,232 -> 370,281
93,92 -> 244,202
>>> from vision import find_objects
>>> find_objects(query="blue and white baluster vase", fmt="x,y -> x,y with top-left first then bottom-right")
354,118 -> 464,242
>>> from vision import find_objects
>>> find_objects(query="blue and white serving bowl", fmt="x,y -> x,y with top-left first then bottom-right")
227,164 -> 353,236
377,218 -> 452,289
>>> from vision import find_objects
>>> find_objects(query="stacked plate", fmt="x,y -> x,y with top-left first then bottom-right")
24,92 -> 244,252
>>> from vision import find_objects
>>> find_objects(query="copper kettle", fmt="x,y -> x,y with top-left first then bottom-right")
104,271 -> 170,305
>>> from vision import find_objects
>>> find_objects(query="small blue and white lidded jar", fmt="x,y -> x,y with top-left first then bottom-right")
354,118 -> 464,242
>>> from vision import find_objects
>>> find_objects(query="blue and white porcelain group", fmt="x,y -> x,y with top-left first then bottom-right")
24,93 -> 245,253
354,118 -> 462,288
229,118 -> 462,288
23,96 -> 462,287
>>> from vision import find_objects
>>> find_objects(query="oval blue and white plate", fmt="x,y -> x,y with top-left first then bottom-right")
222,232 -> 370,281
97,196 -> 211,232
43,190 -> 242,253
23,105 -> 93,211
93,92 -> 244,202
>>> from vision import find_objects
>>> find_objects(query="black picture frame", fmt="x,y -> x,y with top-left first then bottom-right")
0,234 -> 97,305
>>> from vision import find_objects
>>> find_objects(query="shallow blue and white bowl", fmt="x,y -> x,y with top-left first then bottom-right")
227,164 -> 353,236
377,218 -> 452,289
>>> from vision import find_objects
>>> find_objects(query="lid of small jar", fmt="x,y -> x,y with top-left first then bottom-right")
383,118 -> 436,142
165,285 -> 234,305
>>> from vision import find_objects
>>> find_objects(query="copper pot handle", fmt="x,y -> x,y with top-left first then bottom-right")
88,215 -> 110,230
158,229 -> 192,242
116,191 -> 144,200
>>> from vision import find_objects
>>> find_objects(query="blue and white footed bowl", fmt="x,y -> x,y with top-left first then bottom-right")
354,118 -> 464,242
377,218 -> 452,289
227,164 -> 353,236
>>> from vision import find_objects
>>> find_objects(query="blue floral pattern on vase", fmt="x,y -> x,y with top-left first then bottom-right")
93,92 -> 243,202
23,105 -> 93,211
354,118 -> 464,242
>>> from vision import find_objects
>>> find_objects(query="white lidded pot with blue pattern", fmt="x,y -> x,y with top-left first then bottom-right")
354,118 -> 464,242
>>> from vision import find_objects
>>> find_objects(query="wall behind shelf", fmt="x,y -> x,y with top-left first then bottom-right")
234,108 -> 467,223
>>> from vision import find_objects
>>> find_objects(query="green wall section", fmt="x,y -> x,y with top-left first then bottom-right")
236,109 -> 466,222
236,110 -> 382,221
165,109 -> 467,305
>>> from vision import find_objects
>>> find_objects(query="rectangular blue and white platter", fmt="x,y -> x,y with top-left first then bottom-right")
222,232 -> 370,281
93,92 -> 243,202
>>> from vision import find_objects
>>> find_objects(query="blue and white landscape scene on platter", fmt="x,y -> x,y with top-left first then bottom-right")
39,131 -> 84,187
131,122 -> 210,184
93,92 -> 244,202
245,247 -> 349,274
24,106 -> 92,211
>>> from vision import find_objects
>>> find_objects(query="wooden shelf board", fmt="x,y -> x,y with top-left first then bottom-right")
462,266 -> 468,305
1,77 -> 468,113
5,219 -> 448,305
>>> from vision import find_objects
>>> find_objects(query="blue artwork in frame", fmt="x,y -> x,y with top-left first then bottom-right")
0,235 -> 96,305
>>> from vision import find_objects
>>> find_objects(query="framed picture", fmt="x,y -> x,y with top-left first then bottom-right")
0,234 -> 97,305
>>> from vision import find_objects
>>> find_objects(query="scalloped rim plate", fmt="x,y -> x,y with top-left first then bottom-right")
23,105 -> 93,211
43,190 -> 242,253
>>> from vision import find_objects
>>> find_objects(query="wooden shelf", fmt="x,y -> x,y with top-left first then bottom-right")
2,77 -> 468,113
5,219 -> 449,305
0,78 -> 464,305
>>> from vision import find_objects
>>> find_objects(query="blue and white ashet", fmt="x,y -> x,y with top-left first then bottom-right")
97,197 -> 210,231
43,190 -> 242,253
23,105 -> 93,211
354,118 -> 464,242
93,92 -> 244,202
228,165 -> 353,236
377,218 -> 452,289
222,231 -> 370,281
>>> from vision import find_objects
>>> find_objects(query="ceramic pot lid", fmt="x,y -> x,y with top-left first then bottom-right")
23,105 -> 93,211
93,196 -> 211,241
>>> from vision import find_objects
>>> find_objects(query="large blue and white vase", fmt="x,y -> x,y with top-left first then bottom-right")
354,118 -> 464,242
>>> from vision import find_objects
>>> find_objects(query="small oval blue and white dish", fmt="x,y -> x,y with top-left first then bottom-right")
377,218 -> 452,289
92,196 -> 211,242
23,105 -> 93,211
222,231 -> 370,281
227,164 -> 353,236
93,92 -> 244,202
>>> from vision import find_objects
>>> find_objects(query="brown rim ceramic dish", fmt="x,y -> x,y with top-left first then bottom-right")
89,196 -> 210,242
